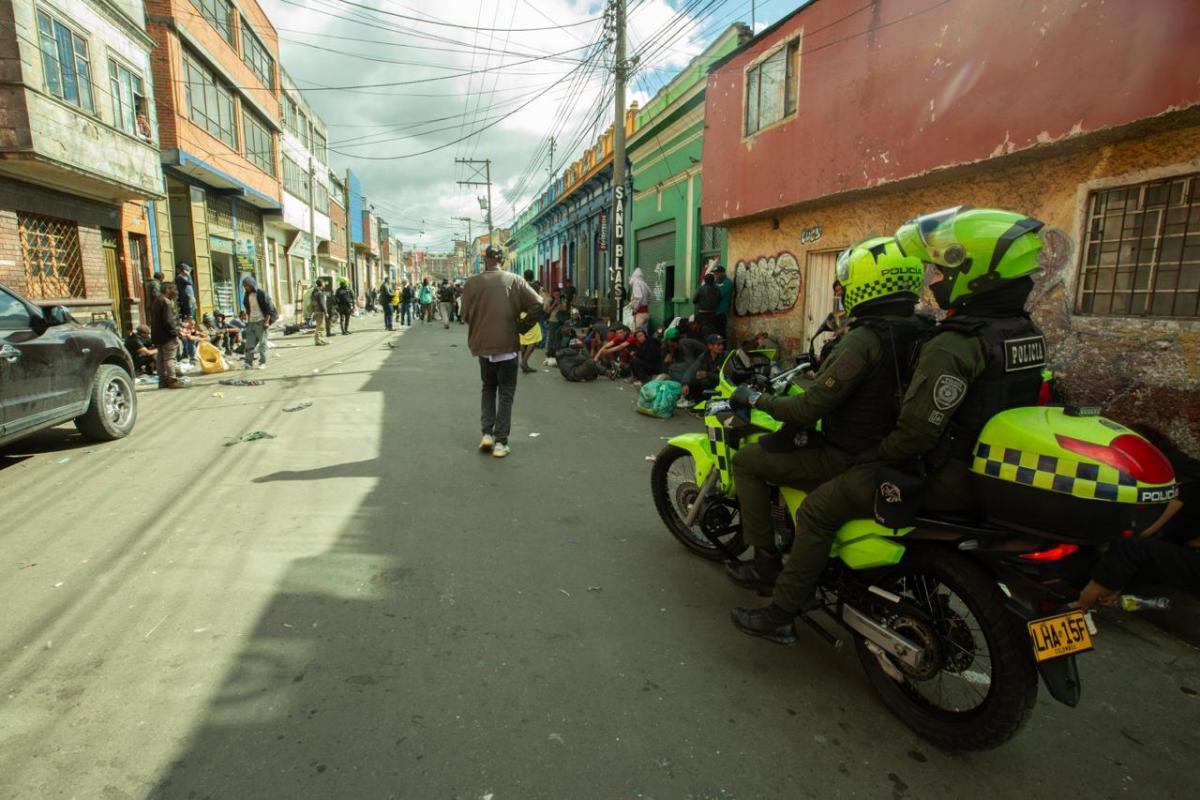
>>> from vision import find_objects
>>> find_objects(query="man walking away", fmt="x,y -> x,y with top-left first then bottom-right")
312,280 -> 330,345
418,279 -> 435,323
335,277 -> 355,334
400,281 -> 414,326
438,279 -> 455,329
713,264 -> 733,337
379,277 -> 395,331
459,245 -> 543,458
175,263 -> 196,321
241,275 -> 275,369
151,283 -> 186,388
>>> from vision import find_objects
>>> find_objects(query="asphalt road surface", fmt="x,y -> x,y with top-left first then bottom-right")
1,318 -> 1197,799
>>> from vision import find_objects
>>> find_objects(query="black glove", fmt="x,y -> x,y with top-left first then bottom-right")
730,385 -> 762,410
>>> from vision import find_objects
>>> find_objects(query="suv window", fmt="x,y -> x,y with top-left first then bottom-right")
0,288 -> 33,330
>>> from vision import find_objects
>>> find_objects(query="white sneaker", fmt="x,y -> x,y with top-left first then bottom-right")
492,442 -> 510,458
256,364 -> 267,370
479,434 -> 495,451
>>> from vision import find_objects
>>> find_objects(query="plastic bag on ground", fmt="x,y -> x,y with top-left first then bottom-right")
198,340 -> 228,374
636,379 -> 683,419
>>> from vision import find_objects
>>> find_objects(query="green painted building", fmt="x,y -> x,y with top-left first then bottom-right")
627,24 -> 747,329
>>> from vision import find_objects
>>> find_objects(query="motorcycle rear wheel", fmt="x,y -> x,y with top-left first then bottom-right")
650,445 -> 746,560
852,546 -> 1037,751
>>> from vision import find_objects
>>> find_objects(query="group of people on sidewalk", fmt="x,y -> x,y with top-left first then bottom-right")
307,277 -> 357,345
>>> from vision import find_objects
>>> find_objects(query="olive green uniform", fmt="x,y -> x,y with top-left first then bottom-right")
732,323 -> 894,553
771,329 -> 985,613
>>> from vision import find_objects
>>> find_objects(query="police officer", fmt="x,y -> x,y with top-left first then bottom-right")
732,207 -> 1048,644
727,237 -> 929,596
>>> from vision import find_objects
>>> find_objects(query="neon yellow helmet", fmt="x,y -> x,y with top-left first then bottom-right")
835,236 -> 924,314
895,206 -> 1044,308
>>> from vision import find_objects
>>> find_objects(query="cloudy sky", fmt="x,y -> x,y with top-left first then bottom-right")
257,0 -> 799,252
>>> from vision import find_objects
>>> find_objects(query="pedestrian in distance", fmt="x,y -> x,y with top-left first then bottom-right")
418,279 -> 434,323
712,263 -> 733,337
174,263 -> 196,321
628,267 -> 651,332
323,279 -> 335,338
693,273 -> 722,338
311,280 -> 331,346
379,276 -> 395,331
400,281 -> 414,326
335,277 -> 355,335
438,279 -> 455,329
241,275 -> 276,369
459,245 -> 543,458
151,282 -> 186,388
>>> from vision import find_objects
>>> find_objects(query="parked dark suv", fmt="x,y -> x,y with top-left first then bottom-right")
0,280 -> 137,448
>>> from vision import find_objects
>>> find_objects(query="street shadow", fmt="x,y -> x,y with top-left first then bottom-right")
251,459 -> 380,483
0,426 -> 93,470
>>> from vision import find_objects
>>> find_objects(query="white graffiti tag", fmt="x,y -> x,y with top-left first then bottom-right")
733,252 -> 801,316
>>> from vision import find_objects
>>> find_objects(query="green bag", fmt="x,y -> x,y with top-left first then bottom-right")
636,379 -> 683,419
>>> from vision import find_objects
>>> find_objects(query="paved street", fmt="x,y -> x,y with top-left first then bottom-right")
1,321 -> 1197,800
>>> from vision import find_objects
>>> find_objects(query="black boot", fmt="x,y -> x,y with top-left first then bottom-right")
730,603 -> 798,645
725,547 -> 782,596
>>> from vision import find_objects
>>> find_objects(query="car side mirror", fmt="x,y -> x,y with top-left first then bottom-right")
44,306 -> 70,327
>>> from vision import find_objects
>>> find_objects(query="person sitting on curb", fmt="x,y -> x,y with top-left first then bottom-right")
124,325 -> 156,376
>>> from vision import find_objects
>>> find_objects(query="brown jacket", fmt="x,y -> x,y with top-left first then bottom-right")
460,269 -> 543,357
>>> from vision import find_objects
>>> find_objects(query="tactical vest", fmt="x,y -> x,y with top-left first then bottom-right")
822,315 -> 933,456
936,312 -> 1046,461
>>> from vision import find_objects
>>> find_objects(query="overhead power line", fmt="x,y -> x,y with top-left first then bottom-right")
326,0 -> 603,32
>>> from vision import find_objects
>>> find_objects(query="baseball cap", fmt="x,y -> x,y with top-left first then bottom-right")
663,327 -> 680,341
705,334 -> 726,345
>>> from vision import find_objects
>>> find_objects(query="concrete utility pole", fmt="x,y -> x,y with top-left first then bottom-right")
610,0 -> 628,322
548,137 -> 556,178
455,158 -> 494,247
308,153 -> 317,284
453,216 -> 474,273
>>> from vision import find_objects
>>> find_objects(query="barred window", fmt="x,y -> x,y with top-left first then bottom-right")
18,213 -> 86,299
183,51 -> 236,149
1077,174 -> 1200,318
108,60 -> 147,138
283,156 -> 310,203
242,108 -> 275,175
313,180 -> 329,210
194,0 -> 235,46
241,19 -> 274,88
36,11 -> 95,114
312,129 -> 327,164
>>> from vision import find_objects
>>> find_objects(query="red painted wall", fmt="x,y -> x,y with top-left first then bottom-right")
701,0 -> 1200,225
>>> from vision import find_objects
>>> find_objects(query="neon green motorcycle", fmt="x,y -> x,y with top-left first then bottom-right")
649,351 -> 1177,750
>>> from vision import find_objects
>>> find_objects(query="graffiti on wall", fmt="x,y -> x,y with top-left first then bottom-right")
734,252 -> 802,316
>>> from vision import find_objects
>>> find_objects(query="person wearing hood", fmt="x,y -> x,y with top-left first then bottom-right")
241,275 -> 276,369
335,276 -> 355,335
628,267 -> 651,331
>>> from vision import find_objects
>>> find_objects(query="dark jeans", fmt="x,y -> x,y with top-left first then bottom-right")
1092,537 -> 1200,591
339,308 -> 351,334
383,302 -> 394,329
479,357 -> 519,444
400,301 -> 412,325
631,355 -> 662,382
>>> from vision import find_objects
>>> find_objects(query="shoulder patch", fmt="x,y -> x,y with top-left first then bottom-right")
932,374 -> 968,411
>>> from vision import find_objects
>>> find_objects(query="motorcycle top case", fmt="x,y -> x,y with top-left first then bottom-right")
969,407 -> 1176,542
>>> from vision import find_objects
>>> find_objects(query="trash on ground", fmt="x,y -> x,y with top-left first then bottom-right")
17,561 -> 36,570
312,369 -> 320,374
135,375 -> 156,385
53,582 -> 63,588
644,455 -> 656,461
587,586 -> 602,593
224,431 -> 276,446
219,378 -> 264,387
548,733 -> 564,744
55,457 -> 70,464
529,432 -> 541,438
283,401 -> 313,412
559,589 -> 571,598
211,391 -> 224,398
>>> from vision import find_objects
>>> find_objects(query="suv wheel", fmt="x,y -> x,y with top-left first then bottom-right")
75,364 -> 137,441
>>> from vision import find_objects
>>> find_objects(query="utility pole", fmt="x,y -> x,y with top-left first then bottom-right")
455,158 -> 494,248
610,0 -> 628,322
751,0 -> 756,31
453,216 -> 474,273
548,137 -> 556,178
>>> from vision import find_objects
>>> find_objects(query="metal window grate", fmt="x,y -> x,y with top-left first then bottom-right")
18,213 -> 86,298
1077,174 -> 1200,318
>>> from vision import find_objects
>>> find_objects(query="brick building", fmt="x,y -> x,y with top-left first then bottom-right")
144,0 -> 283,318
702,0 -> 1200,451
320,170 -> 349,288
1,0 -> 165,331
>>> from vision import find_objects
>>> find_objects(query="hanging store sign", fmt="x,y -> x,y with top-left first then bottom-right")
611,186 -> 625,301
288,232 -> 313,260
598,211 -> 608,251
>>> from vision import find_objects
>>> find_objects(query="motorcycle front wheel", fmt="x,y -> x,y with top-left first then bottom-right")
852,546 -> 1038,751
650,445 -> 746,561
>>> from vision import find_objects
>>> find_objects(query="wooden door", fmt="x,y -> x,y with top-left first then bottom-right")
101,228 -> 124,332
804,249 -> 841,345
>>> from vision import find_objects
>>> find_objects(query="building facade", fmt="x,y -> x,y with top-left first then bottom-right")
1,0 -> 165,331
627,25 -> 744,329
145,0 -> 283,319
321,170 -> 348,287
702,0 -> 1200,451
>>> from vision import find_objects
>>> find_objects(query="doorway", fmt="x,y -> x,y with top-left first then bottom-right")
804,248 -> 842,345
101,228 -> 125,332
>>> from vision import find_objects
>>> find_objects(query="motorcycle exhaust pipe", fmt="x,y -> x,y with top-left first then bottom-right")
683,469 -> 719,529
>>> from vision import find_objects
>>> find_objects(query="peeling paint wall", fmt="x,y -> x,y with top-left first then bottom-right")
725,123 -> 1200,454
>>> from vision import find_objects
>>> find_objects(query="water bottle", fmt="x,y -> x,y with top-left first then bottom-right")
1119,595 -> 1172,612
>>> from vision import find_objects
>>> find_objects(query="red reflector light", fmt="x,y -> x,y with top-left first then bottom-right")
1020,543 -> 1080,562
1055,434 -> 1175,484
